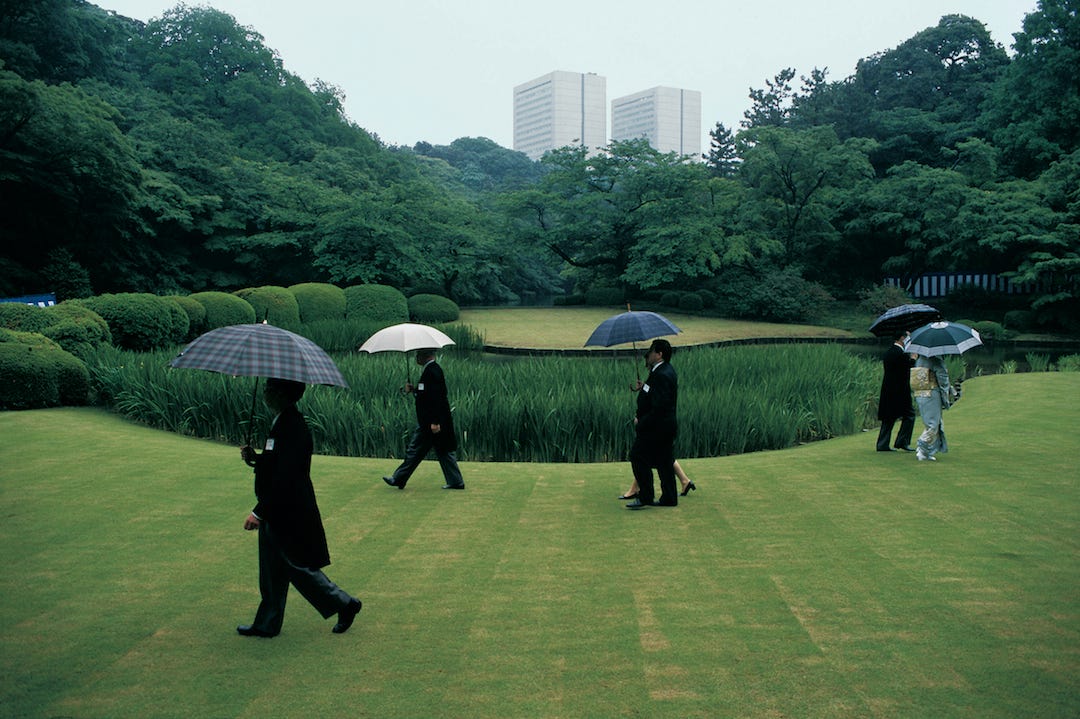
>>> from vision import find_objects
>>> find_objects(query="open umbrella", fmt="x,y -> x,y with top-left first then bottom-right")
906,321 -> 983,357
869,303 -> 942,338
584,310 -> 680,348
358,322 -> 455,383
170,322 -> 348,443
585,309 -> 681,383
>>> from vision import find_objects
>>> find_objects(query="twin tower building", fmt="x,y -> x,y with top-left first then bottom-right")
513,70 -> 702,162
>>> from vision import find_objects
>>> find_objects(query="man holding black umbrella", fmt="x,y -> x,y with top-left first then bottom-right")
877,330 -> 917,452
627,339 -> 679,509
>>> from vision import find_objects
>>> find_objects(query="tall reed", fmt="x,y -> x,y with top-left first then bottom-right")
86,344 -> 879,463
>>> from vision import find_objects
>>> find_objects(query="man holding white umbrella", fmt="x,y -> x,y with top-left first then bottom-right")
382,348 -> 465,490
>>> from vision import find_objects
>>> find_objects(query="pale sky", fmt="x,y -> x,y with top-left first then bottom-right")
95,0 -> 1036,153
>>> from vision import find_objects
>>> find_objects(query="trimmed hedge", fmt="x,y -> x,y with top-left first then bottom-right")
345,284 -> 409,323
289,282 -> 345,323
189,291 -> 256,329
0,339 -> 90,409
167,295 -> 207,340
41,302 -> 113,360
74,293 -> 188,351
233,286 -> 300,327
0,302 -> 52,332
408,293 -> 460,323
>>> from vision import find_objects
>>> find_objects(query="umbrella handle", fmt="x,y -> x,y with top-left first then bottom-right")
245,376 -> 261,446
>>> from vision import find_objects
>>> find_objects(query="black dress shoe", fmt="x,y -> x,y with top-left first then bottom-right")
626,499 -> 653,510
237,624 -> 277,638
618,492 -> 639,500
680,481 -> 697,497
442,484 -> 465,490
332,599 -> 362,634
383,476 -> 404,489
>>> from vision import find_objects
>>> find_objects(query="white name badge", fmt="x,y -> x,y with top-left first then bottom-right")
264,438 -> 275,451
642,383 -> 651,393
417,383 -> 425,391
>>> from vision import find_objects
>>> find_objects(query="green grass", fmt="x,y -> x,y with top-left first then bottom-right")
459,306 -> 855,349
2,373 -> 1078,718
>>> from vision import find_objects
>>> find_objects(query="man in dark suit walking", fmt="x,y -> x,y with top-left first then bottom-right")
383,349 -> 465,490
877,330 -> 916,452
627,339 -> 679,509
237,378 -> 362,637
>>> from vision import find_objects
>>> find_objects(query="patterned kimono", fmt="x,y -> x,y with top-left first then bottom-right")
913,355 -> 951,460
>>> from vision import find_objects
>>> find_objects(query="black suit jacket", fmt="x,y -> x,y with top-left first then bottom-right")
878,343 -> 915,421
252,405 -> 331,569
414,360 -> 457,451
636,361 -> 678,443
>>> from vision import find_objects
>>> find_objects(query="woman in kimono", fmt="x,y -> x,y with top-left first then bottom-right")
912,354 -> 954,461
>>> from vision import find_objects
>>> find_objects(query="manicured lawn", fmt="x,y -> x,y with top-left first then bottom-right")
1,373 -> 1078,718
459,306 -> 855,349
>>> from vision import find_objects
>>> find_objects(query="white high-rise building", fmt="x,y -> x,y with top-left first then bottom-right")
611,86 -> 702,158
513,71 -> 607,161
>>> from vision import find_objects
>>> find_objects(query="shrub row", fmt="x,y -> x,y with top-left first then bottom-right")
0,332 -> 90,409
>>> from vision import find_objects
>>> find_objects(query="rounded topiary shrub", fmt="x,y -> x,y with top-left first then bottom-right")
697,289 -> 717,309
74,293 -> 189,351
660,291 -> 682,308
190,291 -> 257,329
971,320 -> 1010,341
408,293 -> 460,323
289,283 -> 345,323
167,295 -> 207,339
679,292 -> 704,312
233,286 -> 300,327
0,337 -> 86,409
41,303 -> 112,360
0,302 -> 52,332
345,284 -> 409,323
1003,310 -> 1035,333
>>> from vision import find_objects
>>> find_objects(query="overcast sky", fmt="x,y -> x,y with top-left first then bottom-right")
95,0 -> 1036,153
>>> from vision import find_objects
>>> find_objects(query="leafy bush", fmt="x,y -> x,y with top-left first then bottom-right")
408,293 -> 460,323
660,291 -> 682,307
167,295 -> 207,340
553,294 -> 585,306
697,289 -> 717,309
0,302 -> 52,332
584,287 -> 624,306
190,291 -> 256,329
290,282 -> 345,323
858,284 -> 912,315
1057,354 -> 1080,372
1003,310 -> 1035,333
971,320 -> 1010,341
41,302 -> 113,360
0,340 -> 89,409
679,293 -> 704,312
233,286 -> 300,327
73,293 -> 189,351
344,284 -> 409,323
716,269 -> 834,323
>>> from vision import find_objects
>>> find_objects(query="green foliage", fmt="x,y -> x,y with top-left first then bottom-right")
344,284 -> 408,323
289,282 -> 345,322
714,268 -> 835,323
660,291 -> 682,308
1057,354 -> 1080,372
74,293 -> 188,350
971,320 -> 1010,341
858,285 -> 914,315
166,295 -> 207,339
0,302 -> 51,332
584,287 -> 624,306
1025,352 -> 1051,372
407,293 -> 460,323
0,338 -> 89,409
1004,309 -> 1036,332
189,291 -> 256,329
233,286 -> 300,327
41,302 -> 113,360
678,292 -> 705,312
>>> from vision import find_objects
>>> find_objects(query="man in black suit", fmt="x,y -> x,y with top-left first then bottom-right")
237,378 -> 361,637
876,330 -> 916,452
383,349 -> 465,490
627,339 -> 679,509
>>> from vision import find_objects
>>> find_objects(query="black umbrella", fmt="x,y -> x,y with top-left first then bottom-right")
869,304 -> 942,338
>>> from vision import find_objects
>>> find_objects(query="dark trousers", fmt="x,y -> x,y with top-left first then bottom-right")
630,433 -> 677,506
251,522 -> 352,635
390,425 -> 464,488
876,413 -> 915,451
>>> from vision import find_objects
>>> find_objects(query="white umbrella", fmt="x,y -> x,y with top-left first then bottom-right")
358,323 -> 455,383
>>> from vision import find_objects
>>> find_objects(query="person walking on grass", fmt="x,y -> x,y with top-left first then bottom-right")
382,348 -> 465,490
876,330 -> 917,452
913,354 -> 954,461
237,378 -> 361,638
626,339 -> 679,510
618,460 -> 696,500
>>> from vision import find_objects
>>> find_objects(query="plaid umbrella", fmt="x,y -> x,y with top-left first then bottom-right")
171,323 -> 348,387
869,303 -> 942,338
584,311 -> 681,348
906,321 -> 983,357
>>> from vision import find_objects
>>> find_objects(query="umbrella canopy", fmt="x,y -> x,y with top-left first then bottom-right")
584,311 -> 681,348
358,323 -> 455,354
906,321 -> 983,357
869,303 -> 942,338
170,323 -> 348,387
